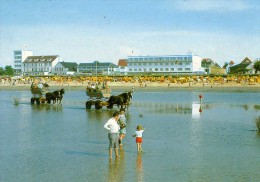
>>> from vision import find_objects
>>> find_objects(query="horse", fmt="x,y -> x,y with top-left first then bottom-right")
118,90 -> 133,103
107,90 -> 133,109
116,90 -> 133,108
45,88 -> 65,104
107,95 -> 125,109
45,92 -> 55,104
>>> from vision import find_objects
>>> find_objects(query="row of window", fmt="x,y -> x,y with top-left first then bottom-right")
128,57 -> 192,61
24,68 -> 50,72
78,68 -> 113,71
23,63 -> 52,67
14,51 -> 22,55
54,67 -> 65,71
128,62 -> 190,66
14,56 -> 22,59
129,68 -> 191,72
26,59 -> 52,62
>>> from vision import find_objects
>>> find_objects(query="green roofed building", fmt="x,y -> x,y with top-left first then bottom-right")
52,62 -> 78,75
229,57 -> 253,74
77,61 -> 119,75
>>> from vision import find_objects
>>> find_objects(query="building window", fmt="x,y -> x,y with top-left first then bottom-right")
165,68 -> 169,71
178,68 -> 182,71
160,68 -> 163,71
171,68 -> 174,71
155,68 -> 158,71
185,68 -> 190,71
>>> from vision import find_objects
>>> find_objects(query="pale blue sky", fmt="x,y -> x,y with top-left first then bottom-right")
0,0 -> 259,67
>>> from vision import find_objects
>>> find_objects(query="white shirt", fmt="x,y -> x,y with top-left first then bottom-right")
135,130 -> 144,137
104,117 -> 120,133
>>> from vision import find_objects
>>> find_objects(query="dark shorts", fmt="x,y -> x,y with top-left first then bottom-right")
108,133 -> 119,149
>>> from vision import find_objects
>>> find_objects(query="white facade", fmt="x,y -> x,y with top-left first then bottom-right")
13,50 -> 33,73
22,55 -> 60,76
127,52 -> 202,74
52,62 -> 78,75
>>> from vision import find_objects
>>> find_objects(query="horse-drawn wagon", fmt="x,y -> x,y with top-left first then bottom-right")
30,83 -> 49,104
30,83 -> 65,105
85,86 -> 111,109
85,84 -> 134,110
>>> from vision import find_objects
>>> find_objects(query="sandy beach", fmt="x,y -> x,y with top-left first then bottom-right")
1,81 -> 260,92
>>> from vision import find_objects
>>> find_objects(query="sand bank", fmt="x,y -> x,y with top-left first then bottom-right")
1,81 -> 260,92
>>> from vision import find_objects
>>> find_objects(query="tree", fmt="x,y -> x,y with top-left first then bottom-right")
253,61 -> 260,74
0,67 -> 5,75
4,65 -> 14,75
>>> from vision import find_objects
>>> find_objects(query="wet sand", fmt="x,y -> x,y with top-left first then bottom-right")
1,81 -> 260,92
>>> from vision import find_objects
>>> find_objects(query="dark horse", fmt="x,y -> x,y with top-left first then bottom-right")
107,90 -> 133,109
46,88 -> 65,104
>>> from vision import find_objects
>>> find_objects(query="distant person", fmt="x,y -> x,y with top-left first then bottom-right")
91,83 -> 95,89
38,82 -> 43,88
118,109 -> 126,146
132,125 -> 144,152
104,111 -> 121,158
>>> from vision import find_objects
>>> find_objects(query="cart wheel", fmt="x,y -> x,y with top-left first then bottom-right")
36,98 -> 40,105
31,98 -> 35,105
86,101 -> 92,109
95,100 -> 102,110
107,104 -> 113,109
40,98 -> 46,104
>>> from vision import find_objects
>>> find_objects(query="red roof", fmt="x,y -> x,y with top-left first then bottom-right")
118,59 -> 127,67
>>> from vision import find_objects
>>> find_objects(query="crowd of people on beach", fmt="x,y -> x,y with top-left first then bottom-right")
104,110 -> 144,159
1,75 -> 260,88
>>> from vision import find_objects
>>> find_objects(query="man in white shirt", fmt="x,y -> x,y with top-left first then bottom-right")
104,111 -> 120,158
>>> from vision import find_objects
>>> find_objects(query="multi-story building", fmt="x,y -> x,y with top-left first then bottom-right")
117,59 -> 128,75
13,50 -> 33,74
22,55 -> 60,76
77,61 -> 118,75
127,52 -> 202,75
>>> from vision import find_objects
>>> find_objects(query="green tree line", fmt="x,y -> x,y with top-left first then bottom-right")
0,66 -> 14,76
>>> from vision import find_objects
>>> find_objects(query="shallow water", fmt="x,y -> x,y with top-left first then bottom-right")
1,89 -> 260,181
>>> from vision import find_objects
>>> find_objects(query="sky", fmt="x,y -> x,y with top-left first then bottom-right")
0,0 -> 259,67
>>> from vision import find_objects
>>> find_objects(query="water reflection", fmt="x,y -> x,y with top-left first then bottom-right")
192,103 -> 202,119
254,105 -> 260,110
31,104 -> 63,112
108,148 -> 125,182
86,110 -> 114,122
133,102 -> 211,117
136,153 -> 144,182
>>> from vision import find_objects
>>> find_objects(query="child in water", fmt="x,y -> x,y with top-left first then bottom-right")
132,125 -> 144,152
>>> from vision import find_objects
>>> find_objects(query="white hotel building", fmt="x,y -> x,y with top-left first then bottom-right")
13,50 -> 34,74
22,55 -> 60,76
127,52 -> 202,74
